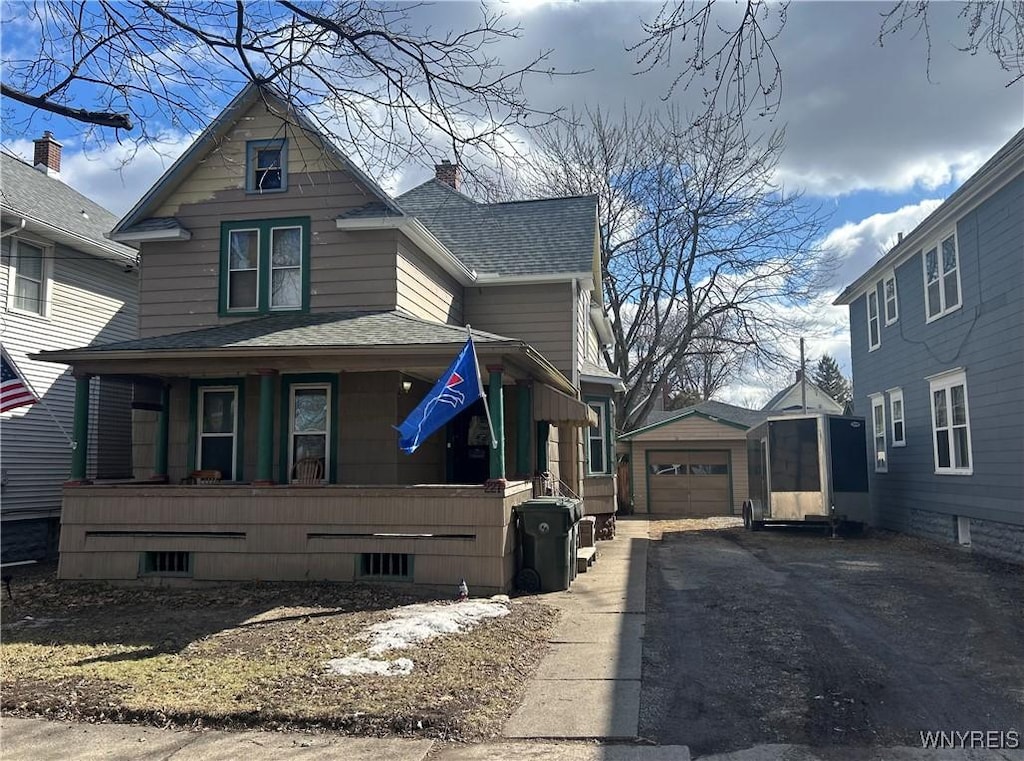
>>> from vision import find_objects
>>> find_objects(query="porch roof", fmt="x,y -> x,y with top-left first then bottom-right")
34,310 -> 580,396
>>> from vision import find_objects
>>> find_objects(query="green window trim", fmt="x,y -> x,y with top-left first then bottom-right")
585,396 -> 613,476
219,217 -> 311,316
279,373 -> 340,484
188,378 -> 246,481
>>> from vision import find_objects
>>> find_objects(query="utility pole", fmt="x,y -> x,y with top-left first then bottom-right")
800,338 -> 807,414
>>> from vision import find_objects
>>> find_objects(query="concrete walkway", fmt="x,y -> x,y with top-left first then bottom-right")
503,518 -> 651,741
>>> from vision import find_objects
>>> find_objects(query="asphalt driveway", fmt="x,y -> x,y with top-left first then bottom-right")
639,519 -> 1024,757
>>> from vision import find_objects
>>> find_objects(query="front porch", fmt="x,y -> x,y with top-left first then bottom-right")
58,481 -> 533,593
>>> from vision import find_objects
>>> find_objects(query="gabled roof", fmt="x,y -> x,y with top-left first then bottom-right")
0,152 -> 136,262
834,127 -> 1024,306
762,379 -> 842,412
38,310 -> 513,356
113,83 -> 403,237
620,400 -> 765,438
395,179 -> 597,277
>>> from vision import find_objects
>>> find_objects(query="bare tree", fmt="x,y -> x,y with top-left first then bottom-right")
524,108 -> 833,431
630,1 -> 1022,123
0,1 -> 572,177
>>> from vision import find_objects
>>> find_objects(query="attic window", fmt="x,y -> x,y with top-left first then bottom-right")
247,139 -> 286,193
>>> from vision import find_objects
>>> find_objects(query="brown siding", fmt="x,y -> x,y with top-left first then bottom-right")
464,283 -> 574,379
396,234 -> 463,324
629,423 -> 749,516
57,481 -> 534,592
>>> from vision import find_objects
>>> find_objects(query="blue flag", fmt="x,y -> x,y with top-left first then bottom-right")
396,337 -> 485,454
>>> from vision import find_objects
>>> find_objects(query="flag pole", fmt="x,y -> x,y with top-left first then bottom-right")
467,325 -> 498,449
1,344 -> 74,447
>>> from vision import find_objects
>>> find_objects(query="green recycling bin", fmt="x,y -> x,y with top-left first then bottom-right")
515,497 -> 582,593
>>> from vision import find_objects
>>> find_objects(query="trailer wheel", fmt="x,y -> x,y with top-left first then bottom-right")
743,501 -> 764,532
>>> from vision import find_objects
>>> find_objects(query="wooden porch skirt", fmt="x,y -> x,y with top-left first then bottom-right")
57,481 -> 534,593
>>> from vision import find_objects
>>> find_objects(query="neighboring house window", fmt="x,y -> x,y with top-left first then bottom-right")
866,288 -> 880,351
870,394 -> 887,472
587,399 -> 609,475
288,383 -> 330,482
883,273 -> 898,325
889,388 -> 905,447
197,386 -> 239,480
220,218 -> 310,315
247,139 -> 287,193
923,231 -> 961,321
6,237 -> 50,316
929,369 -> 972,475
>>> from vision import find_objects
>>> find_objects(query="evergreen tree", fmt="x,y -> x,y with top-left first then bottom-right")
811,354 -> 852,406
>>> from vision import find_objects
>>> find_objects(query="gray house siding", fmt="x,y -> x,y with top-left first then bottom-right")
0,237 -> 137,561
848,174 -> 1023,562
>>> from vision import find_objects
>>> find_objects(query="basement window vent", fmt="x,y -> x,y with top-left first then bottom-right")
141,551 -> 192,576
359,552 -> 412,580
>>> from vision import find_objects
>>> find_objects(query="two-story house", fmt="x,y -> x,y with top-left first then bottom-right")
834,128 -> 1023,563
37,84 -> 621,591
1,136 -> 138,562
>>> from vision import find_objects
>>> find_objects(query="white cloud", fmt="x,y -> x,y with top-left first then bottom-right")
5,133 -> 194,217
824,198 -> 944,288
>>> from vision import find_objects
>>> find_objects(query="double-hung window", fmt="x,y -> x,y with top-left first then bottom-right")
288,383 -> 330,483
923,231 -> 961,321
888,387 -> 905,447
197,385 -> 239,480
929,369 -> 972,475
870,394 -> 887,473
6,237 -> 50,316
866,288 -> 881,351
246,139 -> 287,193
220,218 -> 309,315
883,273 -> 898,325
586,399 -> 610,475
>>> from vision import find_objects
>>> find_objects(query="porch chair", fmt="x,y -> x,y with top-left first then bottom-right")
292,457 -> 325,485
181,469 -> 222,485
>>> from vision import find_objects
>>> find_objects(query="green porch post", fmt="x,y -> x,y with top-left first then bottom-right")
515,381 -> 532,477
487,366 -> 505,480
151,384 -> 170,482
68,374 -> 91,484
536,421 -> 550,472
255,370 -> 276,485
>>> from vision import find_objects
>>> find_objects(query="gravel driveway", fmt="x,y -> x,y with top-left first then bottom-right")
639,519 -> 1024,756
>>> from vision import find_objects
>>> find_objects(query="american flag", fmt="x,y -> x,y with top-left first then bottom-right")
1,346 -> 39,413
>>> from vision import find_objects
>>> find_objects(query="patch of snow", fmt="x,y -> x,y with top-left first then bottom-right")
365,599 -> 511,655
325,656 -> 414,677
323,596 -> 511,678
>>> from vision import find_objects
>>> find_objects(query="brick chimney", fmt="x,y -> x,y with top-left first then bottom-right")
434,159 -> 460,190
33,132 -> 62,178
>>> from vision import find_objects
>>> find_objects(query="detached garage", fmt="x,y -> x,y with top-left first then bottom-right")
619,401 -> 764,517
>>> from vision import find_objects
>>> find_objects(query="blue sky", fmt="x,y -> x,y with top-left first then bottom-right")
2,1 -> 1021,403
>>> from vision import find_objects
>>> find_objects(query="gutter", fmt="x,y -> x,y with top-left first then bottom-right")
590,302 -> 615,348
1,207 -> 135,262
336,215 -> 477,284
0,217 -> 26,239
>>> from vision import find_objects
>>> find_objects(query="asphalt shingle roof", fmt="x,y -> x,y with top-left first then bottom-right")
580,359 -> 622,381
62,310 -> 515,353
0,152 -> 136,259
396,179 -> 596,277
630,400 -> 766,434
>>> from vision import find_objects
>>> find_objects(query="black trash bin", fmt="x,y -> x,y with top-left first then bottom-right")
515,497 -> 582,593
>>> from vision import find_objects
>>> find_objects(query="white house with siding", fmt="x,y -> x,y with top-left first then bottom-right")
0,135 -> 138,561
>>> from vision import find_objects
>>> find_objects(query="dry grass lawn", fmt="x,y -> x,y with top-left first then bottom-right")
0,566 -> 557,740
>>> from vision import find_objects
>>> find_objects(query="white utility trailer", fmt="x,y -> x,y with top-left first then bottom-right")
742,413 -> 871,533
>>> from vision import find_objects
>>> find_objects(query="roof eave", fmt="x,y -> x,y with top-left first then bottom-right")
1,208 -> 136,263
335,215 -> 477,284
834,132 -> 1024,306
110,226 -> 192,243
475,271 -> 593,286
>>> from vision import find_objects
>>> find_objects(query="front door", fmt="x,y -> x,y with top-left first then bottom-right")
447,399 -> 490,484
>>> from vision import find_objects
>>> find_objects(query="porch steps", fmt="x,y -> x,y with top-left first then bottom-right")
576,546 -> 597,574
